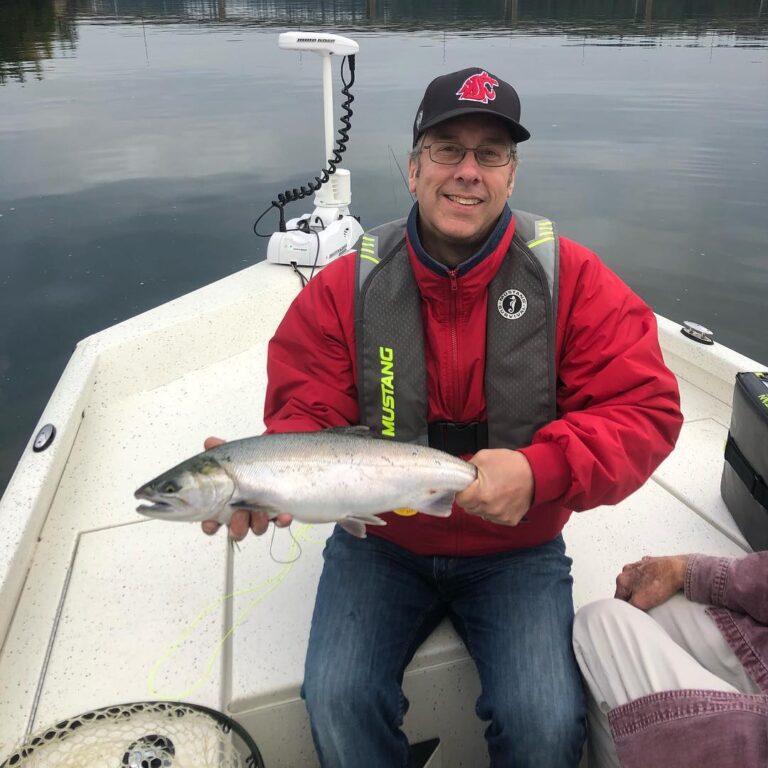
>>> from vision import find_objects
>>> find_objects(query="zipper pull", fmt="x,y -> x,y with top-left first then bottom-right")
448,268 -> 459,292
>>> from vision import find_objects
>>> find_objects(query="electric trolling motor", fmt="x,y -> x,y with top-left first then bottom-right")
265,32 -> 364,268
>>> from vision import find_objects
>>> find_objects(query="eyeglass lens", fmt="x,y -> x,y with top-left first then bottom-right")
427,142 -> 510,167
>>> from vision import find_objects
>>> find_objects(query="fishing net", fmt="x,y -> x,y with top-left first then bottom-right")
0,701 -> 264,768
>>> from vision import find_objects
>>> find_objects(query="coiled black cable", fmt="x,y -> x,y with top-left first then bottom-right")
253,54 -> 356,237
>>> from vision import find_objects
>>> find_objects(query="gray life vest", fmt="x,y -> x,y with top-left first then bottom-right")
354,210 -> 558,451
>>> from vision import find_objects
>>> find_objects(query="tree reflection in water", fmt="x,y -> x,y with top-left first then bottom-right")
0,0 -> 765,85
0,0 -> 77,84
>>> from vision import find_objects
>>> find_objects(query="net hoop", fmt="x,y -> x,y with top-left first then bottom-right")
0,700 -> 265,768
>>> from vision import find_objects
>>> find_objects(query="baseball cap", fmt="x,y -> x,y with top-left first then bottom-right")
412,67 -> 531,146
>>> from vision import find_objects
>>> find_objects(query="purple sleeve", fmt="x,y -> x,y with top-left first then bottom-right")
685,552 -> 768,625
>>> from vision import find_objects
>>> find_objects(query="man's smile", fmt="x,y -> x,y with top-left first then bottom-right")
445,194 -> 483,206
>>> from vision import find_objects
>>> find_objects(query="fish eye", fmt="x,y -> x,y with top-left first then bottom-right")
161,481 -> 179,494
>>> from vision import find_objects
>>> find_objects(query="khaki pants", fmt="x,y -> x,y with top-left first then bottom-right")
572,595 -> 760,768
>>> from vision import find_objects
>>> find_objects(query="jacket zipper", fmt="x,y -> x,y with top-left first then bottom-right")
447,268 -> 463,555
448,268 -> 460,414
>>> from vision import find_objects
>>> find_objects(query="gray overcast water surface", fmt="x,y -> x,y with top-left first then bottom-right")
1,0 -> 767,494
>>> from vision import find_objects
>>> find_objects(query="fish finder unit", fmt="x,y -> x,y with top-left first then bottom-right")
265,32 -> 364,268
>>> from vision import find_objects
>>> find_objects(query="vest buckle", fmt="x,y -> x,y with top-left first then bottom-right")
428,421 -> 489,457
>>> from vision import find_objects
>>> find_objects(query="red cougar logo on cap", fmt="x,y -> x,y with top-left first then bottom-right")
456,71 -> 499,104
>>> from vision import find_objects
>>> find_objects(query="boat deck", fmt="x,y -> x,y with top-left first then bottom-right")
0,261 -> 755,765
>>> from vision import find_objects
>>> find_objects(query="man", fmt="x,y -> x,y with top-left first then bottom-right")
573,552 -> 768,768
204,67 -> 683,767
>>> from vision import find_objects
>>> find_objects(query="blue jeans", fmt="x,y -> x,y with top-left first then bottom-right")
302,528 -> 586,768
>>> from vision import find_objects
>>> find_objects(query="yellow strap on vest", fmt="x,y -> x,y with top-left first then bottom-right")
526,218 -> 554,249
359,234 -> 380,265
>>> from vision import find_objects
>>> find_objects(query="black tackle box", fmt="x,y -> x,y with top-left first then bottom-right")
721,372 -> 768,551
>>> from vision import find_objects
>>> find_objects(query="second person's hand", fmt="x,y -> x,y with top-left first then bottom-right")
614,554 -> 689,610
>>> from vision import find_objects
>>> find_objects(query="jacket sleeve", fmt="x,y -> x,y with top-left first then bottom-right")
519,237 -> 684,511
685,552 -> 768,625
263,254 -> 360,433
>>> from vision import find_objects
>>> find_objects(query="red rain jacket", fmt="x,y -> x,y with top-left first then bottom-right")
264,213 -> 683,556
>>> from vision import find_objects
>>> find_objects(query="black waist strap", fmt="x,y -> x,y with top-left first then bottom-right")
428,421 -> 488,457
725,433 -> 768,509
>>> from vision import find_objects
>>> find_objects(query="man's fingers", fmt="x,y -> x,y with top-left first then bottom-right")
249,511 -> 270,536
204,436 -> 226,450
203,510 -> 280,540
455,478 -> 482,509
229,509 -> 251,540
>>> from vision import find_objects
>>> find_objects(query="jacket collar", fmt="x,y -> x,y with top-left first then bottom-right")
406,203 -> 513,278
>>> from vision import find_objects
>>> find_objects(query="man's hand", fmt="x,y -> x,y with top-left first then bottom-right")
455,448 -> 534,526
614,555 -> 690,611
200,436 -> 293,541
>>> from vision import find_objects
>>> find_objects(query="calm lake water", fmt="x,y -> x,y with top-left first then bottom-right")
1,0 -> 767,494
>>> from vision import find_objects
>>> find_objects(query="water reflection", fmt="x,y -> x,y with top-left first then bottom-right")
66,0 -> 768,28
0,0 -> 77,84
1,0 -> 766,86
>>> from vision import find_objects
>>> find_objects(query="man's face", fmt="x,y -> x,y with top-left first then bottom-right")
408,114 -> 516,264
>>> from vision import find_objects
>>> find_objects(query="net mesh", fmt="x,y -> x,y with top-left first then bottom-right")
1,701 -> 261,768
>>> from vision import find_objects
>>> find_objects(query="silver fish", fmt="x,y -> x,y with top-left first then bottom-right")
134,427 -> 476,538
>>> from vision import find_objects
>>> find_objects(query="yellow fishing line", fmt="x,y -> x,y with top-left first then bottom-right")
148,524 -> 321,699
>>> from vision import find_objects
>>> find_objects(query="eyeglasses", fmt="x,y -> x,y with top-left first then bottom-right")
421,141 -> 514,167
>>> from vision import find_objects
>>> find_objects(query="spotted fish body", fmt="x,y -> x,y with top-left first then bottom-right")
134,428 -> 476,538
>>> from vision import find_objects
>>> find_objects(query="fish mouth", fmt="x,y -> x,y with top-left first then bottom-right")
135,500 -> 171,514
134,485 -> 170,510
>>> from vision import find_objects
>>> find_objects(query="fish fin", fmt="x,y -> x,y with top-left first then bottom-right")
347,513 -> 387,527
321,425 -> 372,438
339,513 -> 388,538
339,519 -> 367,538
416,490 -> 456,518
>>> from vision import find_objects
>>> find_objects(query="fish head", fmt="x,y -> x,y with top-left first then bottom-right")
134,456 -> 236,522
